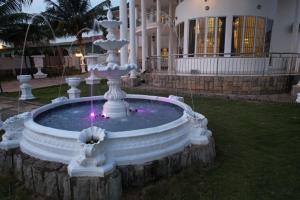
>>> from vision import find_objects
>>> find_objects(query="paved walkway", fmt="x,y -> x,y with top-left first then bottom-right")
0,96 -> 42,121
1,74 -> 87,93
0,74 -> 87,121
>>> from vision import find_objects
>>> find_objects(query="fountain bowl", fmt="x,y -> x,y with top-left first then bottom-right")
94,39 -> 128,51
19,95 -> 213,177
17,75 -> 32,84
66,77 -> 81,88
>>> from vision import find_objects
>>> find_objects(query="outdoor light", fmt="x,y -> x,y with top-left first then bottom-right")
75,52 -> 83,57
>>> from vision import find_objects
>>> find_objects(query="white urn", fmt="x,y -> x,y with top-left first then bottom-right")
66,77 -> 81,99
17,75 -> 36,100
32,55 -> 47,79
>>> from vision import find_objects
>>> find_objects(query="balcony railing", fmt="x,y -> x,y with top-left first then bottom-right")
144,53 -> 300,76
136,11 -> 175,28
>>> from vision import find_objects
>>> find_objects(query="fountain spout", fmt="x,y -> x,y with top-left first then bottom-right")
87,9 -> 136,118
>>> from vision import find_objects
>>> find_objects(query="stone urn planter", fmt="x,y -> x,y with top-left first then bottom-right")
297,93 -> 300,103
17,75 -> 36,100
32,55 -> 47,79
85,55 -> 101,85
66,77 -> 81,99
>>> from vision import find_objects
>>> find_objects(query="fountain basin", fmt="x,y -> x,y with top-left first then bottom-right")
20,95 -> 212,176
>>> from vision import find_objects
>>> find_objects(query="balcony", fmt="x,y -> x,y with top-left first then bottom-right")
136,11 -> 175,33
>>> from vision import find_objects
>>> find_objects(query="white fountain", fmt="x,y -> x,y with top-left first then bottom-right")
0,10 -> 215,200
86,10 -> 136,118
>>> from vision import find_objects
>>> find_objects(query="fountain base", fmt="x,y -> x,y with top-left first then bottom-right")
102,100 -> 129,118
0,139 -> 214,200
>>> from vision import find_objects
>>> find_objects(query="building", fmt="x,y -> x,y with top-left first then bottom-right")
120,0 -> 300,95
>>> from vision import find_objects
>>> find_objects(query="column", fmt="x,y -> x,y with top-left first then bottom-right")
292,0 -> 300,52
183,20 -> 189,57
141,0 -> 147,72
120,0 -> 128,66
156,0 -> 162,71
168,1 -> 173,72
224,15 -> 233,57
129,0 -> 137,78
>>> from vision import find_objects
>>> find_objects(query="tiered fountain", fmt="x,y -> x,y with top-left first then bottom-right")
0,9 -> 215,200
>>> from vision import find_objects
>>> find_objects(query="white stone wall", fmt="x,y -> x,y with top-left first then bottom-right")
271,0 -> 300,53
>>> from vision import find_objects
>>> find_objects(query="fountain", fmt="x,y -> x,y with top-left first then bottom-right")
0,9 -> 215,200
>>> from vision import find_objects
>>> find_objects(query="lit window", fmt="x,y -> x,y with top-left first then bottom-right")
176,22 -> 184,55
231,16 -> 273,56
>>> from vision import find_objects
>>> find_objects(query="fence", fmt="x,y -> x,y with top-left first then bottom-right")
146,53 -> 300,76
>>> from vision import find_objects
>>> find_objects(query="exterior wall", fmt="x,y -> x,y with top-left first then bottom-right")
271,0 -> 300,53
175,0 -> 277,24
175,0 -> 278,55
143,74 -> 291,95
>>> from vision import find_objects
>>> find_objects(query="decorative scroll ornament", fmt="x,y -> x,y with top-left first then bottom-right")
0,112 -> 31,150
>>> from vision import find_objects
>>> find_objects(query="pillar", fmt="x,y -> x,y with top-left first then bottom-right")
224,15 -> 233,57
120,0 -> 128,66
156,0 -> 162,71
168,1 -> 174,72
141,0 -> 147,72
129,0 -> 137,78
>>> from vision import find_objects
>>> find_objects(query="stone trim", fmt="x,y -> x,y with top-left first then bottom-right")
143,74 -> 292,95
0,139 -> 215,200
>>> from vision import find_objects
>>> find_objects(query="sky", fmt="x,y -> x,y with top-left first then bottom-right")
22,0 -> 120,13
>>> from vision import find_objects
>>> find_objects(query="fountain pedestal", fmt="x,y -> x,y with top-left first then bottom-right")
17,75 -> 36,100
88,9 -> 136,118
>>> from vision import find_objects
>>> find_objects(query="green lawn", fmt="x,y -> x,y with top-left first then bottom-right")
1,84 -> 300,200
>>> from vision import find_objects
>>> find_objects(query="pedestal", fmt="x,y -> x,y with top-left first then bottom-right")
17,75 -> 36,101
80,63 -> 86,73
34,66 -> 47,79
67,88 -> 81,99
292,84 -> 300,97
103,79 -> 129,119
66,77 -> 81,99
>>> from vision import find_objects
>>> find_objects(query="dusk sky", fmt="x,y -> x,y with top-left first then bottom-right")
23,0 -> 120,13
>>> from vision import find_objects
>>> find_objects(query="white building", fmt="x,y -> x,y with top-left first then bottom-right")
1,1 -> 298,94
120,0 -> 300,76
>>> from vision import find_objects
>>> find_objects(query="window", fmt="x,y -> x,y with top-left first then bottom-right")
207,17 -> 216,54
264,19 -> 273,54
232,16 -> 273,56
217,17 -> 226,54
195,18 -> 206,55
176,22 -> 184,55
232,16 -> 244,55
188,16 -> 226,56
188,19 -> 196,56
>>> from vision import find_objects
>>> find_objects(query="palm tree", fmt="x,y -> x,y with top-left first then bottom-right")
43,0 -> 110,55
0,0 -> 32,16
0,0 -> 50,47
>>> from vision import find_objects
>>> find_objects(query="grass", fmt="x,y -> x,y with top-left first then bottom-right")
1,84 -> 300,200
